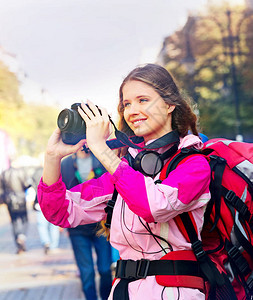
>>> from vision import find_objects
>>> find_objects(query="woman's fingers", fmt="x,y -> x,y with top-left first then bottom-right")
80,100 -> 108,118
78,106 -> 87,123
87,100 -> 102,117
79,103 -> 92,120
100,107 -> 109,120
79,100 -> 100,120
73,139 -> 86,151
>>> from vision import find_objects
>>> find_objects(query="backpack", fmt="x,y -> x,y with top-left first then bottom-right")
160,138 -> 253,299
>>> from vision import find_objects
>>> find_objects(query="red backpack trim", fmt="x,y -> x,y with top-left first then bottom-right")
156,250 -> 205,292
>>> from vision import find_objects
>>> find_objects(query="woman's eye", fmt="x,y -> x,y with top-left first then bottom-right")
140,98 -> 148,103
123,102 -> 130,108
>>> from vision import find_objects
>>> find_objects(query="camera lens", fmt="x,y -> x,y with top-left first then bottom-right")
57,109 -> 73,131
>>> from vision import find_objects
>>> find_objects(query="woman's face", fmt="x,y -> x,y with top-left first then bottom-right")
122,80 -> 175,143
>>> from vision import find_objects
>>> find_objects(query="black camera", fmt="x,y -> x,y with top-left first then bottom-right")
57,103 -> 90,145
57,102 -> 124,148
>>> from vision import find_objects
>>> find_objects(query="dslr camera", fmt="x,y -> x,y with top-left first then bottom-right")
57,103 -> 101,145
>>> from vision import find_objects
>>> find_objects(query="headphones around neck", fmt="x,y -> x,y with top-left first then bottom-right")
125,131 -> 180,178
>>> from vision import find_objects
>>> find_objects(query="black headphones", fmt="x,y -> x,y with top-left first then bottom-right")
125,131 -> 180,177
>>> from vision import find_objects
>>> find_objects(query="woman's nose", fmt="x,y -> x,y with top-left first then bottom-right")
128,102 -> 140,115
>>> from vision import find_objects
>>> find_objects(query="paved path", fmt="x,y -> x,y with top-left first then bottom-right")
0,204 -> 85,300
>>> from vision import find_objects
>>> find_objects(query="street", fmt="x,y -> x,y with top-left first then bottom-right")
0,204 -> 84,300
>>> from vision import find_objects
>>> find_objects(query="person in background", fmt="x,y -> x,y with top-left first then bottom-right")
0,166 -> 32,254
61,149 -> 112,300
32,166 -> 60,254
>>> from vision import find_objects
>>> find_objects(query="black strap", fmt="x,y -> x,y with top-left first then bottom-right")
115,258 -> 201,279
225,240 -> 251,277
206,272 -> 238,300
113,258 -> 202,300
208,155 -> 227,231
222,187 -> 253,258
179,213 -> 225,290
113,278 -> 136,300
222,187 -> 251,223
104,188 -> 118,229
234,223 -> 253,261
225,240 -> 253,299
111,125 -> 180,150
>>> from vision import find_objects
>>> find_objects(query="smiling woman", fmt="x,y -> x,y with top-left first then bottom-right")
37,64 -> 212,300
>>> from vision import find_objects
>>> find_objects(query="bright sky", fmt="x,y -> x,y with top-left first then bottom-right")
0,0 -> 245,117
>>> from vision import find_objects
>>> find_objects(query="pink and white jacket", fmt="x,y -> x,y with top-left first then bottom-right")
38,135 -> 211,300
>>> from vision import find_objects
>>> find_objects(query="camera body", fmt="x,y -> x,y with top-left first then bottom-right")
57,103 -> 87,145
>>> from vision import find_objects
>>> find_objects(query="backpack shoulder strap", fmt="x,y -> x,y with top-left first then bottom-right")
176,212 -> 227,294
160,147 -> 204,181
204,155 -> 226,230
159,147 -> 236,296
104,187 -> 118,229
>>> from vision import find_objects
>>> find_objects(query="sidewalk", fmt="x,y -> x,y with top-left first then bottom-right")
0,204 -> 84,300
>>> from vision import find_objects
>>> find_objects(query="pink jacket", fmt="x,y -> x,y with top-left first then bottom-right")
38,135 -> 211,300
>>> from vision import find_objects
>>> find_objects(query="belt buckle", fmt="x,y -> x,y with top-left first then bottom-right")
137,259 -> 150,279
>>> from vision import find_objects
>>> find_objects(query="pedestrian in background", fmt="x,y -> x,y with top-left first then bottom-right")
0,166 -> 32,254
61,149 -> 112,300
32,166 -> 60,254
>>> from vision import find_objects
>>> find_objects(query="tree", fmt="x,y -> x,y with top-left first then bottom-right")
0,60 -> 59,157
157,3 -> 253,141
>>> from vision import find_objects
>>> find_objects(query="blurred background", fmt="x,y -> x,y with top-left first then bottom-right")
0,0 -> 252,298
0,0 -> 252,166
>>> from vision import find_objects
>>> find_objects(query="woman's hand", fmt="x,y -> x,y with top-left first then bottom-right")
46,128 -> 86,160
78,100 -> 111,152
42,128 -> 86,186
78,100 -> 121,174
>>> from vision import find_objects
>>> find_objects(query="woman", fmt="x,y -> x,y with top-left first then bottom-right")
38,64 -> 211,300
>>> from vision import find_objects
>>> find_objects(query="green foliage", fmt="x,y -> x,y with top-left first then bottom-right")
158,3 -> 253,141
0,61 -> 23,105
0,61 -> 59,157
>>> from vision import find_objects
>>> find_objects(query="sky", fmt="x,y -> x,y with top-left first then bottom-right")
0,0 -> 244,117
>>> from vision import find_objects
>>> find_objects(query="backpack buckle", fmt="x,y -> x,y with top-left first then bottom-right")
192,240 -> 206,261
227,245 -> 251,276
247,274 -> 253,291
115,260 -> 136,279
225,190 -> 237,205
115,259 -> 150,279
210,155 -> 226,164
137,259 -> 150,279
104,199 -> 115,212
225,190 -> 250,219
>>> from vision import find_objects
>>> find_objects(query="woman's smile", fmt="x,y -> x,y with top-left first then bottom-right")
131,118 -> 147,127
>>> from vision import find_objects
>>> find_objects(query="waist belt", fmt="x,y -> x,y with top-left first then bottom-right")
115,258 -> 201,279
113,251 -> 205,300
